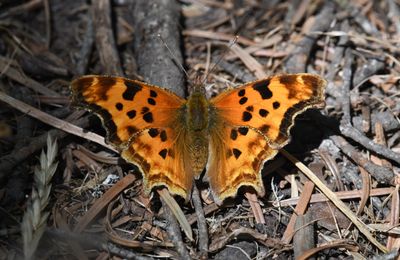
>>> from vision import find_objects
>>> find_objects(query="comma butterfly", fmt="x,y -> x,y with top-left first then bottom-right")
71,74 -> 326,203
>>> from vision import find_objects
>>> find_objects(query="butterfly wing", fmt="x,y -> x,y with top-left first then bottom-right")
208,73 -> 326,201
71,76 -> 193,199
207,124 -> 277,204
121,127 -> 193,199
71,75 -> 185,147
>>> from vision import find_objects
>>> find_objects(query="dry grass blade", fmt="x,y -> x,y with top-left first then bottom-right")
229,44 -> 267,79
157,188 -> 193,241
276,187 -> 394,207
21,135 -> 58,260
182,29 -> 256,45
297,239 -> 359,260
0,91 -> 115,152
280,149 -> 388,253
387,185 -> 400,249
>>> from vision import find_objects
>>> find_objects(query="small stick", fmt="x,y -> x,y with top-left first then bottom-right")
92,0 -> 123,75
192,185 -> 209,258
160,196 -> 191,259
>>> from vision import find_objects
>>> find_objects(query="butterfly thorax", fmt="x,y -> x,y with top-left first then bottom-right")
185,90 -> 210,176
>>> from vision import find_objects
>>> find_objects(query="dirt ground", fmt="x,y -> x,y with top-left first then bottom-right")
0,0 -> 400,259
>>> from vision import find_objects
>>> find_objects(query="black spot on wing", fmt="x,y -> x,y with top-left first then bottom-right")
141,107 -> 150,114
232,148 -> 242,159
148,128 -> 159,138
115,102 -> 123,111
160,130 -> 167,142
242,111 -> 252,122
239,97 -> 248,105
238,127 -> 248,135
123,80 -> 142,101
252,79 -> 272,99
238,89 -> 246,97
273,101 -> 280,109
150,90 -> 158,97
246,106 -> 254,112
159,149 -> 168,159
143,112 -> 153,123
230,129 -> 238,140
148,98 -> 156,105
259,109 -> 269,117
126,110 -> 136,119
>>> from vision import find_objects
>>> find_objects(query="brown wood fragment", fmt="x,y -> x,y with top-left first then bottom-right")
132,0 -> 185,97
281,181 -> 314,244
356,166 -> 371,216
92,0 -> 123,75
245,191 -> 266,224
293,213 -> 315,260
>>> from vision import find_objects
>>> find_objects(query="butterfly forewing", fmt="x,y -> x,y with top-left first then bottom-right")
210,73 -> 326,147
71,75 -> 185,147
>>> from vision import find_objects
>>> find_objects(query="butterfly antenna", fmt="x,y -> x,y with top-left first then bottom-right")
201,35 -> 239,86
157,34 -> 190,80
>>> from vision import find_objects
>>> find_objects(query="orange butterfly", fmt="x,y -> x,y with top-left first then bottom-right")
71,74 -> 325,204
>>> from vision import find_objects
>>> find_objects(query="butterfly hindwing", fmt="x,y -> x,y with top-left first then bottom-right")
207,124 -> 278,203
121,127 -> 193,199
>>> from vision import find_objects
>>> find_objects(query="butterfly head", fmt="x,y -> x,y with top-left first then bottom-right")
187,72 -> 206,95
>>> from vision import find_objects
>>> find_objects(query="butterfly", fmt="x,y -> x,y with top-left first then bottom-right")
71,74 -> 326,204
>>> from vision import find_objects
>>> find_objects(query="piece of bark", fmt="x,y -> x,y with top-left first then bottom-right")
293,213 -> 315,260
92,0 -> 123,75
132,0 -> 185,97
214,241 -> 257,260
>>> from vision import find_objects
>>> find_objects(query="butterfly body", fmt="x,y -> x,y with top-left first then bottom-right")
71,74 -> 326,203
